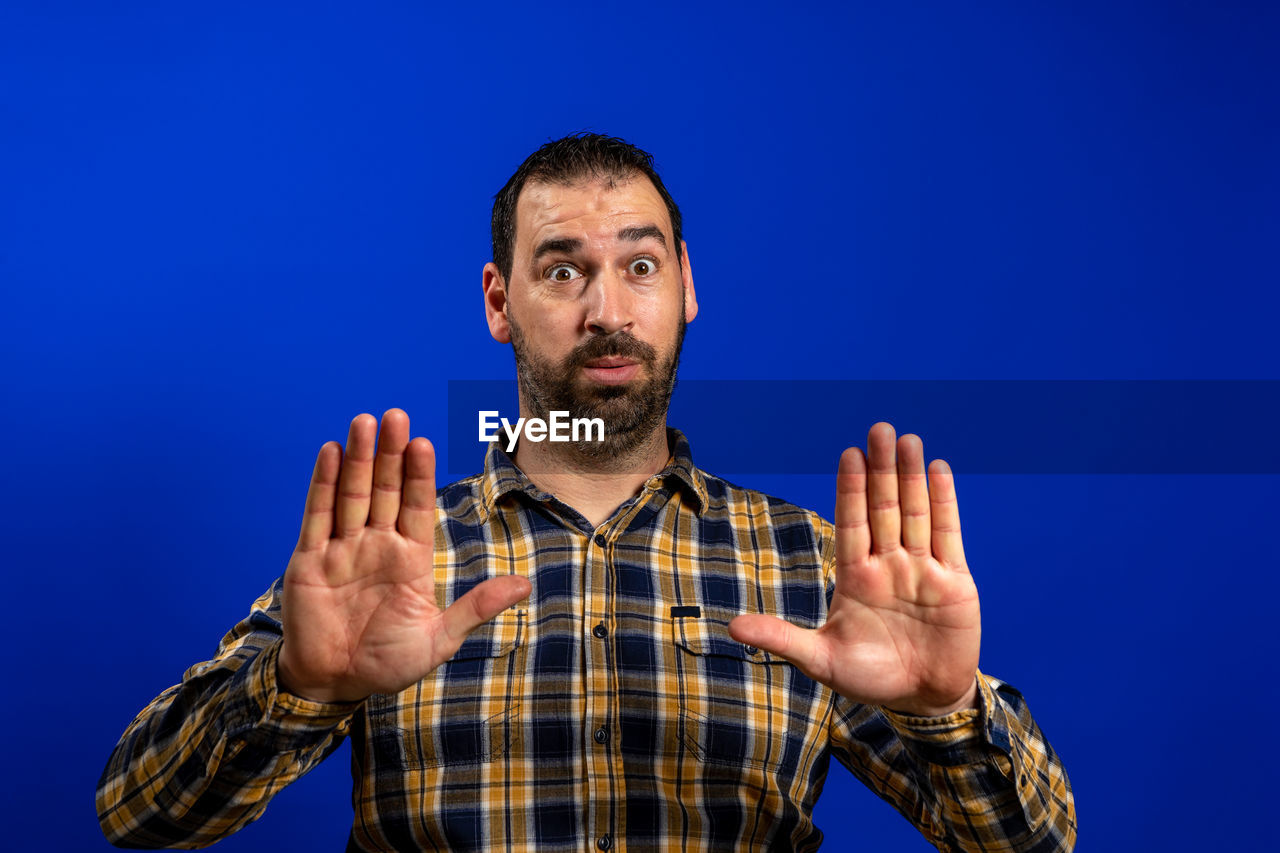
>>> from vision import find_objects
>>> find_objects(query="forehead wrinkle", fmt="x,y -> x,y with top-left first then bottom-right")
516,178 -> 673,268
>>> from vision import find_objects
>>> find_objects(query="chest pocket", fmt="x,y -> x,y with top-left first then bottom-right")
673,616 -> 822,770
367,610 -> 526,768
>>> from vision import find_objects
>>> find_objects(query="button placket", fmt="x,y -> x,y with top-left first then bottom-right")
583,527 -> 616,851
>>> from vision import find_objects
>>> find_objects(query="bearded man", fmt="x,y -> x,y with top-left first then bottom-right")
98,134 -> 1076,851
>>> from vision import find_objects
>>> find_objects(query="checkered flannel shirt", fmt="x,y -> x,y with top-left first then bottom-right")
98,430 -> 1075,851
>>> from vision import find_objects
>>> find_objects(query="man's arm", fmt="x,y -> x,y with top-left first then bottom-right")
730,422 -> 1075,851
830,672 -> 1075,851
96,409 -> 530,847
96,582 -> 358,848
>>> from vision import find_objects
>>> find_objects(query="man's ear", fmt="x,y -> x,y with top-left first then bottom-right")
680,241 -> 698,323
483,262 -> 512,343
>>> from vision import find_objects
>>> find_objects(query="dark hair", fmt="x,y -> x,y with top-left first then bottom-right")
491,132 -> 684,283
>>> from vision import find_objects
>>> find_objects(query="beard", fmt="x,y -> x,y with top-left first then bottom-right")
508,312 -> 686,463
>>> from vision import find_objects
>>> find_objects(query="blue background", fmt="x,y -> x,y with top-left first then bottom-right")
2,1 -> 1276,850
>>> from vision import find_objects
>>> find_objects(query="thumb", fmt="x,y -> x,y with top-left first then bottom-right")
728,613 -> 823,678
441,575 -> 531,644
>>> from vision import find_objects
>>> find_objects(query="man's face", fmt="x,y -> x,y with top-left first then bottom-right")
483,174 -> 697,460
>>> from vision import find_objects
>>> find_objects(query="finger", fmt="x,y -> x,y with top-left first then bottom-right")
441,575 -> 532,645
335,414 -> 377,536
897,434 -> 931,556
835,447 -> 871,565
368,409 -> 409,530
296,441 -> 341,551
928,459 -> 967,568
728,614 -> 825,681
866,422 -> 901,553
399,437 -> 437,545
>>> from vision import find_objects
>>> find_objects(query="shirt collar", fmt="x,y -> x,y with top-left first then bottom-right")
477,427 -> 708,521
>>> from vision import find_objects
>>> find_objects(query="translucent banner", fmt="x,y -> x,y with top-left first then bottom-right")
446,380 -> 1280,475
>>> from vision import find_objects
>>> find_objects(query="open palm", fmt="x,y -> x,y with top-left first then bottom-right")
278,409 -> 530,703
730,422 -> 981,716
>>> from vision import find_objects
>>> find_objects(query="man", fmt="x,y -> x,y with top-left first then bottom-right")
97,134 -> 1075,851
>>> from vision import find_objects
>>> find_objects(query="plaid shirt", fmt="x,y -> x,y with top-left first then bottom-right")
98,430 -> 1075,851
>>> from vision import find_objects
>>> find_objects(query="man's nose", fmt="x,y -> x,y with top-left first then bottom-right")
584,269 -> 634,335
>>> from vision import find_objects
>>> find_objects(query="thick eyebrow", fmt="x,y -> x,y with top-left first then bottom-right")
532,237 -> 582,262
531,226 -> 666,265
618,225 -> 667,248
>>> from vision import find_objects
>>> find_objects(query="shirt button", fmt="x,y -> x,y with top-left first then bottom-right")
592,623 -> 608,639
596,834 -> 612,850
593,534 -> 607,547
593,726 -> 609,744
745,645 -> 759,655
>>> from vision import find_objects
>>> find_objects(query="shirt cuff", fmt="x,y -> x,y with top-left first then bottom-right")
879,671 -> 1005,767
224,641 -> 360,748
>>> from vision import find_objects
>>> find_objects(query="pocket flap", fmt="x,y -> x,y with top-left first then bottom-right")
451,610 -> 524,661
672,616 -> 784,664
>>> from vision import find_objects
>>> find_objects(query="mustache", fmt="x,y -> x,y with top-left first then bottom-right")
564,332 -> 657,371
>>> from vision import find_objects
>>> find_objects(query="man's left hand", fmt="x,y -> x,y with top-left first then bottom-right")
729,422 -> 981,717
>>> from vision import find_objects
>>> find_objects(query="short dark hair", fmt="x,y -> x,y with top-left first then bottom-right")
491,132 -> 684,283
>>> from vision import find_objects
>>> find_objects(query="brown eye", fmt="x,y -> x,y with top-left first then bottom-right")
548,265 -> 581,283
629,258 -> 656,276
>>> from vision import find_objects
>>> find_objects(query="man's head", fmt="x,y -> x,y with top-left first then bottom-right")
490,133 -> 684,284
483,133 -> 697,463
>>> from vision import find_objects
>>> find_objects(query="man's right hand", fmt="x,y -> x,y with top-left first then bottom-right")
277,408 -> 531,703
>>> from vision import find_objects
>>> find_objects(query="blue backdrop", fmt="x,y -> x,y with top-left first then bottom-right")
2,1 -> 1276,850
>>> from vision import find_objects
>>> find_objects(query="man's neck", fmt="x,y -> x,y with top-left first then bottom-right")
511,425 -> 671,529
